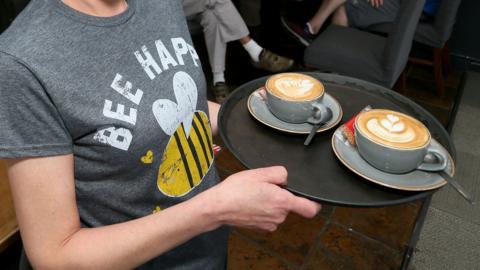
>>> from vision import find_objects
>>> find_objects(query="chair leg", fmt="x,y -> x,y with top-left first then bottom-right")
433,48 -> 446,98
442,43 -> 450,76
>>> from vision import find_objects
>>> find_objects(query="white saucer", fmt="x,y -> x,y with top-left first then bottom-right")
247,88 -> 343,134
331,127 -> 453,191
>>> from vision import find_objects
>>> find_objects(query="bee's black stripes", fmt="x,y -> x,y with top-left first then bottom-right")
173,132 -> 194,188
195,112 -> 213,154
192,119 -> 211,164
184,124 -> 205,179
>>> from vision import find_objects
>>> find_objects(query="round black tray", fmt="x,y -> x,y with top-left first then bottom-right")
218,72 -> 456,207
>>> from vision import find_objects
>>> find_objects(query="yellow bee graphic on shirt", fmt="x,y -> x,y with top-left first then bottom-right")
152,71 -> 214,197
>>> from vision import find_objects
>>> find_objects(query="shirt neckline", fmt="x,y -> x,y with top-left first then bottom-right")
53,0 -> 137,27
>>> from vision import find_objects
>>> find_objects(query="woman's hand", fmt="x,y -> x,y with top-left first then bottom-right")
198,166 -> 321,232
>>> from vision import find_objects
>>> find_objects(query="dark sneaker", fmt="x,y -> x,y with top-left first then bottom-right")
252,49 -> 294,73
213,82 -> 230,104
281,17 -> 316,46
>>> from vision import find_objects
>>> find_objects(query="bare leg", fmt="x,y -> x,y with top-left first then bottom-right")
239,36 -> 251,45
308,0 -> 347,33
331,5 -> 348,26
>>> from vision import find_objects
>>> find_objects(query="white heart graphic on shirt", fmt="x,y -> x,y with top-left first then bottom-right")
152,71 -> 198,137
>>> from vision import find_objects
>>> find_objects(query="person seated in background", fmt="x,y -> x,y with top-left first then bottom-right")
182,0 -> 294,103
282,0 -> 441,46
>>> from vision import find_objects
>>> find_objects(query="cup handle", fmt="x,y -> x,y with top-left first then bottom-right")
307,102 -> 331,124
417,148 -> 448,172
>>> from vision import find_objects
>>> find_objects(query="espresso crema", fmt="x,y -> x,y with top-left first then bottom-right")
266,73 -> 324,101
356,109 -> 430,149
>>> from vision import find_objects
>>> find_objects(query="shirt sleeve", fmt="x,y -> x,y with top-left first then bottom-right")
0,53 -> 73,159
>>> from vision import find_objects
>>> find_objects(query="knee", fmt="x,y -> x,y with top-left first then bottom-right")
332,7 -> 348,26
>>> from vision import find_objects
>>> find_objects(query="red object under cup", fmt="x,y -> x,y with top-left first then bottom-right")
340,106 -> 372,145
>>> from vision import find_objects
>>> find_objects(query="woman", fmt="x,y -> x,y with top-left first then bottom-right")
0,0 -> 320,269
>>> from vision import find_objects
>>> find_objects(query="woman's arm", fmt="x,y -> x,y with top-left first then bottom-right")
7,154 -> 215,269
7,155 -> 320,269
208,101 -> 220,136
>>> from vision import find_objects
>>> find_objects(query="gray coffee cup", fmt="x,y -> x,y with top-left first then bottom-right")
354,113 -> 448,174
264,74 -> 331,124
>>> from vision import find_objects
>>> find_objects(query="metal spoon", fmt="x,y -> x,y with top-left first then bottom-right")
423,153 -> 475,205
438,171 -> 476,205
304,107 -> 332,146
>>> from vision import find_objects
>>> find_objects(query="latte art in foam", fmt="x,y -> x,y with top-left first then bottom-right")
356,109 -> 430,149
266,73 -> 324,101
275,79 -> 314,98
366,115 -> 416,143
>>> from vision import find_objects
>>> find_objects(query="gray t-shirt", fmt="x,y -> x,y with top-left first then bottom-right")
0,0 -> 228,269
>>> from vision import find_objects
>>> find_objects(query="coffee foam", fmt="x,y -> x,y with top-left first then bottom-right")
266,73 -> 324,101
356,109 -> 430,149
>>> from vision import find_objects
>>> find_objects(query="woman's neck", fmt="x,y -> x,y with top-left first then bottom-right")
62,0 -> 128,17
